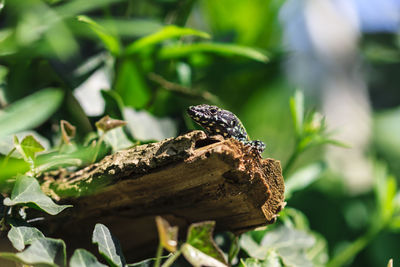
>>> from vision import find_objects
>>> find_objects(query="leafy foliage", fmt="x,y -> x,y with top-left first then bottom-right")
0,0 -> 399,266
3,175 -> 72,215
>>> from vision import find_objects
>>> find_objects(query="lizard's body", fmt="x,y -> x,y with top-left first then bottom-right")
187,104 -> 265,154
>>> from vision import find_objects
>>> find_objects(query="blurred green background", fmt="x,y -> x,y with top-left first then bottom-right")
1,0 -> 400,266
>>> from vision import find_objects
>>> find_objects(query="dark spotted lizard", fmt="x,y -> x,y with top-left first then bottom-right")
187,104 -> 266,154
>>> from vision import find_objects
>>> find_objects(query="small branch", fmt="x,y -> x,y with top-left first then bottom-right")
147,73 -> 220,104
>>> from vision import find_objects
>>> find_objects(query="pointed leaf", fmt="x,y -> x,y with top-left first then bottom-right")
125,25 -> 210,55
0,237 -> 66,267
186,221 -> 227,264
60,120 -> 76,144
159,42 -> 269,63
92,223 -> 125,267
0,88 -> 64,138
70,249 -> 107,267
95,115 -> 127,132
3,176 -> 72,215
181,243 -> 227,267
155,216 -> 178,253
7,225 -> 44,251
77,15 -> 121,55
18,135 -> 45,161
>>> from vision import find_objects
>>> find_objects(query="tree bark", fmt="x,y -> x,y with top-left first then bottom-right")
36,130 -> 285,261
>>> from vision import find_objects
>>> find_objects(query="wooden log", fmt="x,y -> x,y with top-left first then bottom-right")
36,130 -> 285,261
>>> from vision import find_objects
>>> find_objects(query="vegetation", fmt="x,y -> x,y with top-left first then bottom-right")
0,0 -> 399,266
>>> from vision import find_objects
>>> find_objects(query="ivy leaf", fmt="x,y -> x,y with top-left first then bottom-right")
3,175 -> 72,215
155,216 -> 178,253
14,135 -> 45,167
0,237 -> 66,267
181,243 -> 227,267
92,223 -> 126,267
7,225 -> 44,251
70,249 -> 107,267
186,221 -> 227,265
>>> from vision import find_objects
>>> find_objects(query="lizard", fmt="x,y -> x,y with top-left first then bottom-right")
187,104 -> 266,154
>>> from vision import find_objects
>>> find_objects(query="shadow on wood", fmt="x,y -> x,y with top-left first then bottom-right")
37,130 -> 285,261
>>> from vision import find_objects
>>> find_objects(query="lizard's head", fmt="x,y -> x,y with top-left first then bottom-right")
187,104 -> 239,137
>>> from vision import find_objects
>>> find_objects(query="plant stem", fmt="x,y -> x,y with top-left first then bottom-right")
91,133 -> 105,163
153,243 -> 164,267
283,145 -> 301,177
161,250 -> 182,267
326,227 -> 380,267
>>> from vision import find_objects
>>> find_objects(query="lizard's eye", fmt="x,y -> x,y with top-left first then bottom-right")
210,107 -> 218,114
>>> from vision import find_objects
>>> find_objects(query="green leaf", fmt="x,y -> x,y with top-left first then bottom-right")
77,15 -> 121,55
114,60 -> 151,109
186,221 -> 227,265
125,25 -> 210,55
260,225 -> 315,267
7,225 -> 44,251
289,90 -> 304,138
14,135 -> 45,163
55,0 -> 126,18
101,90 -> 125,120
159,42 -> 269,63
70,249 -> 107,267
103,127 -> 133,152
0,237 -> 66,267
181,243 -> 227,267
240,226 -> 316,267
239,234 -> 269,260
3,175 -> 72,215
0,88 -> 64,138
92,223 -> 125,267
285,162 -> 326,199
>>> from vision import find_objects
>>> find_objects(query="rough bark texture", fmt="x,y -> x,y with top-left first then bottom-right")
36,130 -> 285,261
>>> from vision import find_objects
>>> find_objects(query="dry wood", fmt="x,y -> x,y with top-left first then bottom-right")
36,130 -> 285,261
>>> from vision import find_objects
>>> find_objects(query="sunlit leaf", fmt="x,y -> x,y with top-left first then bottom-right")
55,0 -> 125,18
123,108 -> 177,141
92,223 -> 125,267
181,243 -> 227,267
0,237 -> 66,267
186,221 -> 227,264
155,216 -> 178,253
14,135 -> 45,163
159,42 -> 269,63
7,225 -> 44,251
77,15 -> 121,55
125,25 -> 210,55
240,225 -> 316,267
103,127 -> 133,152
3,175 -> 72,215
285,162 -> 326,199
0,88 -> 63,138
70,249 -> 107,267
